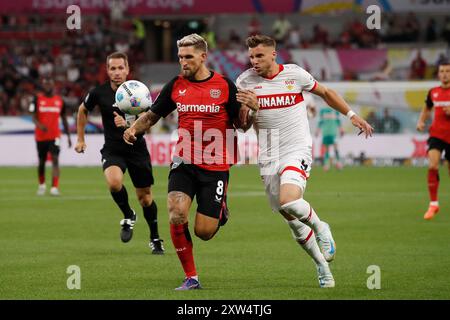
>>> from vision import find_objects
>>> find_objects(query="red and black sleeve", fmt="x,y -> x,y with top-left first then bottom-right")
150,76 -> 178,118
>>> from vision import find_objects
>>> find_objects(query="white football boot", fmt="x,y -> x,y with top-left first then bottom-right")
37,184 -> 46,196
315,221 -> 336,262
50,187 -> 60,196
316,263 -> 335,288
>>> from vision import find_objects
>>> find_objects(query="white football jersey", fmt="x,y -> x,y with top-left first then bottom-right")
236,64 -> 317,164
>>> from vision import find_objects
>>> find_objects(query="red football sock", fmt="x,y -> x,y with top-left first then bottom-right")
170,223 -> 197,277
427,169 -> 439,202
52,176 -> 59,188
39,175 -> 45,184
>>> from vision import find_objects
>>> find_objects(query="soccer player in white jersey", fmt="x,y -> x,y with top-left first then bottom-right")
236,35 -> 373,288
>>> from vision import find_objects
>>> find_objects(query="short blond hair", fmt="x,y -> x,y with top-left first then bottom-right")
176,33 -> 208,53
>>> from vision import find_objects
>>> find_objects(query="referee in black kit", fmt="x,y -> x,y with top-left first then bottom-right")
75,52 -> 164,254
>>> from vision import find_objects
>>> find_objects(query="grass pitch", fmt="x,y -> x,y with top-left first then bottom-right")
0,165 -> 449,300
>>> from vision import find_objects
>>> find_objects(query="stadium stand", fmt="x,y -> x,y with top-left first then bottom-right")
0,10 -> 449,135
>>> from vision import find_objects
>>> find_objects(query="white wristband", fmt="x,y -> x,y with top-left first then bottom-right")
346,110 -> 356,119
249,109 -> 256,117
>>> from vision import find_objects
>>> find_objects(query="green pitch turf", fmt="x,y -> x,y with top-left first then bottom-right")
0,165 -> 449,300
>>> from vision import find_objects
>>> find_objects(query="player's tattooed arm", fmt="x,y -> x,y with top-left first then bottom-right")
235,89 -> 259,131
123,110 -> 161,145
134,110 -> 161,133
236,89 -> 259,111
234,106 -> 256,132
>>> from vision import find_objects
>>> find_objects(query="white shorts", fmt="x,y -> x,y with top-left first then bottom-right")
259,156 -> 312,213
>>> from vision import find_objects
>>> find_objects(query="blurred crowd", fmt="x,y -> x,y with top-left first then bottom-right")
0,14 -> 145,116
1,11 -> 450,119
366,108 -> 402,134
222,13 -> 450,50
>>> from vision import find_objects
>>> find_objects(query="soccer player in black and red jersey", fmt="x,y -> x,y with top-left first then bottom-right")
30,77 -> 72,196
123,34 -> 259,290
417,61 -> 450,220
75,52 -> 164,254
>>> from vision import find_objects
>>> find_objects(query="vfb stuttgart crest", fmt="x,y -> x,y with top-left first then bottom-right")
285,80 -> 295,91
210,89 -> 221,99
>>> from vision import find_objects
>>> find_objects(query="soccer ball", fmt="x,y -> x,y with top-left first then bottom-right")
114,80 -> 152,115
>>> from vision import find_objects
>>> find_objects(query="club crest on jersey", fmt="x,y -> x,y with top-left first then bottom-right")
285,80 -> 296,91
210,89 -> 221,99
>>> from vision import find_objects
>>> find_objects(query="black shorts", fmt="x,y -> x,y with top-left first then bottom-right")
36,139 -> 60,161
428,137 -> 450,161
100,144 -> 154,188
168,160 -> 229,220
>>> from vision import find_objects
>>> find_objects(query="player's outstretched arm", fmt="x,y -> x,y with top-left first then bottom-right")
349,114 -> 374,138
75,103 -> 88,153
311,82 -> 373,138
123,110 -> 161,145
417,106 -> 431,132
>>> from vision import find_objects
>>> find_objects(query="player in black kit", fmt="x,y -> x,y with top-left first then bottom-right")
75,52 -> 164,254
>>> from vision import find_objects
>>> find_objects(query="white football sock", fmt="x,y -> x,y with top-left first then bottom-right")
281,198 -> 323,234
287,219 -> 327,266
